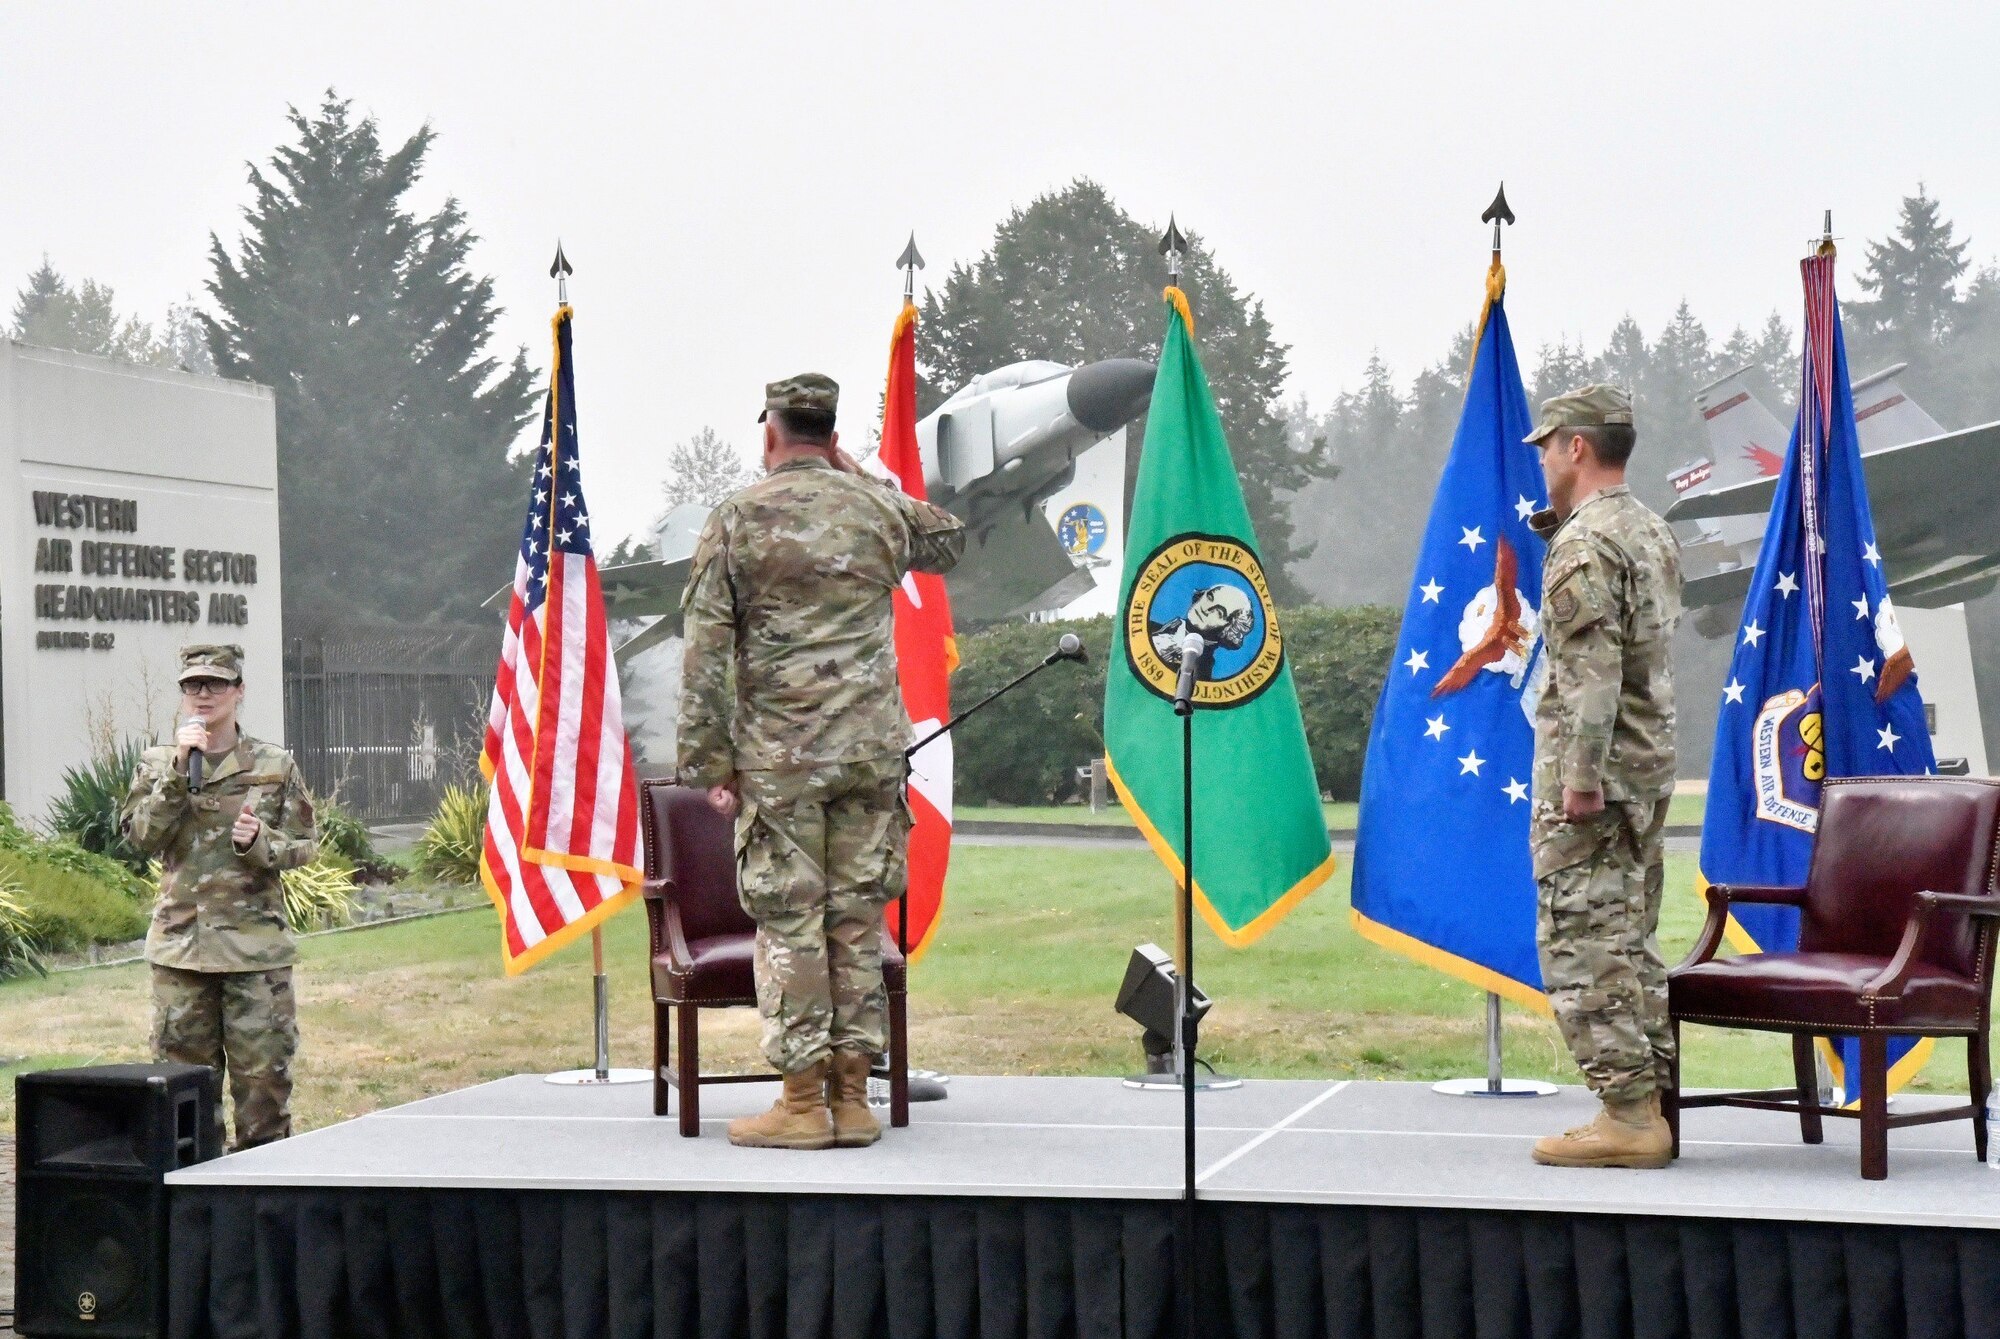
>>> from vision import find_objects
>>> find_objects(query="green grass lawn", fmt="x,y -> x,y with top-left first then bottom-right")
0,842 -> 1973,1133
965,793 -> 1707,829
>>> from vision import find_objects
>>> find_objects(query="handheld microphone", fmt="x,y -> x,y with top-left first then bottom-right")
1172,631 -> 1206,717
184,717 -> 206,791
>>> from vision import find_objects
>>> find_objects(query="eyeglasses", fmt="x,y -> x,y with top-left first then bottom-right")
182,680 -> 235,697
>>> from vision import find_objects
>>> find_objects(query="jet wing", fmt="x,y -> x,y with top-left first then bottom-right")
1666,418 -> 2000,523
947,503 -> 1098,623
482,555 -> 693,620
1667,417 -> 2000,610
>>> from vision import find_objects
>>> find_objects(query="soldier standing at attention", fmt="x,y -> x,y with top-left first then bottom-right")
121,644 -> 318,1150
1522,385 -> 1683,1169
678,374 -> 965,1150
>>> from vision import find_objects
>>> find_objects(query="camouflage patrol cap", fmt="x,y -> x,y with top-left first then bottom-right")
758,372 -> 839,423
178,643 -> 246,684
1523,383 -> 1635,445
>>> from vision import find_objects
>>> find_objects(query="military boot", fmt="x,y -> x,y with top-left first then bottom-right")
727,1061 -> 835,1149
1531,1096 -> 1672,1169
828,1048 -> 882,1148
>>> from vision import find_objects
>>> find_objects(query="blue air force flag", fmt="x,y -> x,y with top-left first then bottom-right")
1352,274 -> 1550,1008
1699,250 -> 1936,1102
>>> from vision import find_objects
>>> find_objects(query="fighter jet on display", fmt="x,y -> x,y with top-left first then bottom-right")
1664,362 -> 2000,633
524,357 -> 1157,660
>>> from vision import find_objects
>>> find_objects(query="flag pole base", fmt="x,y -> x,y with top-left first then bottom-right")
1430,1076 -> 1557,1097
545,1067 -> 651,1086
1124,1069 -> 1242,1092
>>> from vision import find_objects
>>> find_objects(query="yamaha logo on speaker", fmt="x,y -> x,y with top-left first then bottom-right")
78,1289 -> 99,1320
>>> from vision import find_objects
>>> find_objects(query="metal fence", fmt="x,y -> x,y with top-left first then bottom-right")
283,625 -> 497,821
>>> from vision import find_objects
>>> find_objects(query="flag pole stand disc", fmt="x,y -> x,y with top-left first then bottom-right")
545,1067 -> 651,1086
1124,1069 -> 1243,1092
1430,1076 -> 1557,1097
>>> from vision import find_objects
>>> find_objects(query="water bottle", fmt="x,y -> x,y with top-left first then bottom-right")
1987,1090 -> 2000,1170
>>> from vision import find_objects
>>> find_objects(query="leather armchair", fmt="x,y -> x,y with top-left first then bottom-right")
1668,775 -> 2000,1179
640,778 -> 909,1136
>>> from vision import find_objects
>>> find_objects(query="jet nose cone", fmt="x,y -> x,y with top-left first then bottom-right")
1067,358 -> 1155,435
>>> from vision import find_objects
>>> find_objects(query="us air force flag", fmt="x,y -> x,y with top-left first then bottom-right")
1351,269 -> 1550,1008
1700,249 -> 1937,1102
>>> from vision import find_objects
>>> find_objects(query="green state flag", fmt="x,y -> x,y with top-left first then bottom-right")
1105,289 -> 1334,946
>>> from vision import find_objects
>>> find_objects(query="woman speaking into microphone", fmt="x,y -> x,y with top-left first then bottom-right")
120,642 -> 318,1151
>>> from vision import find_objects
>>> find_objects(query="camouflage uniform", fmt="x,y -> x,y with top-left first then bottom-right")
678,374 -> 965,1074
1528,482 -> 1682,1105
121,645 -> 318,1150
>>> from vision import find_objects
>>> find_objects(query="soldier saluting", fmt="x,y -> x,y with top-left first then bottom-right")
678,374 -> 965,1149
1523,385 -> 1683,1169
121,643 -> 319,1150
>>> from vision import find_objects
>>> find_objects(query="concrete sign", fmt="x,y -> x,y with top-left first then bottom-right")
0,342 -> 282,823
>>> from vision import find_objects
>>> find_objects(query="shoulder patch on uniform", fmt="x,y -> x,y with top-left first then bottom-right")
1547,586 -> 1580,624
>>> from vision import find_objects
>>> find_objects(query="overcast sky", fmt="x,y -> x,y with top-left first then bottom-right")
5,2 -> 1997,545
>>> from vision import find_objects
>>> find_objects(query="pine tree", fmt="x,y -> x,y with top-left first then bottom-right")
1853,185 -> 1970,346
658,427 -> 752,512
203,93 -> 538,631
919,179 -> 1329,604
1532,337 -> 1598,406
11,258 -> 170,364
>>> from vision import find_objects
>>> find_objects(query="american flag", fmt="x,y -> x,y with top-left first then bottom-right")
479,305 -> 642,975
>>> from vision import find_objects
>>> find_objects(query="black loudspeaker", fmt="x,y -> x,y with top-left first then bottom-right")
14,1063 -> 219,1337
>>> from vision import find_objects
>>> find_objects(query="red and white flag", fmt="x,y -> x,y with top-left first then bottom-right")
479,305 -> 642,975
880,301 -> 957,961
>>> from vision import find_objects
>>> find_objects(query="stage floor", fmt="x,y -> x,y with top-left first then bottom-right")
168,1074 -> 1996,1230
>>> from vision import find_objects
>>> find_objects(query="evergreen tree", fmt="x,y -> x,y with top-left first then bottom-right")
919,179 -> 1329,604
657,426 -> 751,512
1531,337 -> 1598,406
11,258 -> 171,365
1852,185 -> 1970,346
203,93 -> 538,631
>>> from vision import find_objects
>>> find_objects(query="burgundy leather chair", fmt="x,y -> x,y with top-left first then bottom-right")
639,778 -> 909,1137
1668,775 -> 2000,1179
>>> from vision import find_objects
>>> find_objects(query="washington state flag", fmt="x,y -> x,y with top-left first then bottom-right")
1104,288 -> 1333,946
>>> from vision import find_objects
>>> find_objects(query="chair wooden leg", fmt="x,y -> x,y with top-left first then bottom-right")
1665,1020 -> 1681,1157
678,1001 -> 701,1138
1791,1034 -> 1824,1145
654,1001 -> 672,1117
1859,1034 -> 1889,1180
1972,1021 -> 1992,1165
889,987 -> 909,1129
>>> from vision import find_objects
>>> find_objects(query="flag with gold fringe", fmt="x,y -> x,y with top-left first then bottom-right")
1349,262 -> 1550,1009
1103,287 -> 1332,946
479,305 -> 642,974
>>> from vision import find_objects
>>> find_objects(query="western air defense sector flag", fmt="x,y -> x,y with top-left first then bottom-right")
479,305 -> 643,974
879,299 -> 957,961
1350,267 -> 1550,1007
1104,288 -> 1333,946
1700,250 -> 1937,1102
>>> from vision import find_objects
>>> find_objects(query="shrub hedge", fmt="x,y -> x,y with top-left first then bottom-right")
951,605 -> 1400,806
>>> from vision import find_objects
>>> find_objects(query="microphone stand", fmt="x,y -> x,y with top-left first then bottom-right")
902,642 -> 1088,764
898,637 -> 1088,959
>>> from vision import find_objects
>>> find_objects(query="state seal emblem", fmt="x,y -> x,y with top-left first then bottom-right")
1124,533 -> 1282,709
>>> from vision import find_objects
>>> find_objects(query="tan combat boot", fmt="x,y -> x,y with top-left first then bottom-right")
828,1048 -> 882,1148
1531,1096 -> 1672,1169
727,1061 -> 835,1149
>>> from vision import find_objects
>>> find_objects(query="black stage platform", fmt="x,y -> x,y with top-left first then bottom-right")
165,1076 -> 2000,1339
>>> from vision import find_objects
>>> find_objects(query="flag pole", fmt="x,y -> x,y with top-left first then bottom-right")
538,241 -> 644,1089
894,231 -> 924,966
1430,186 -> 1555,1102
1159,214 -> 1201,1339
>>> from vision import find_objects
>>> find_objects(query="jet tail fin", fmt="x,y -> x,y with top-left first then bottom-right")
1849,362 -> 1945,453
